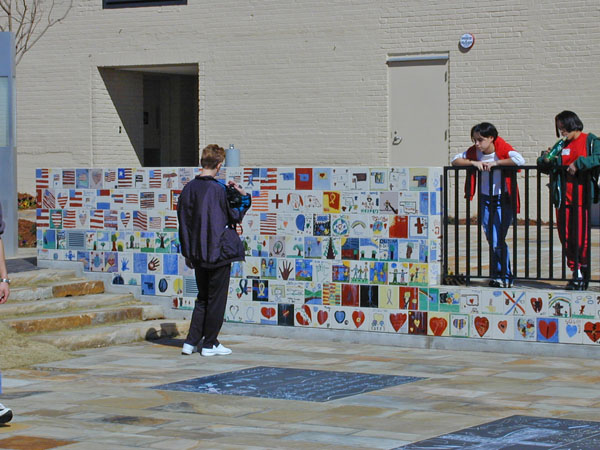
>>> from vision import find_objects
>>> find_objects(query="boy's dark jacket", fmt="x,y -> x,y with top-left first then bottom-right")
178,175 -> 250,268
537,133 -> 600,206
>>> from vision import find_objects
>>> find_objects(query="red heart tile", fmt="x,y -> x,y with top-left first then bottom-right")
498,320 -> 507,333
474,316 -> 489,337
317,310 -> 328,325
429,317 -> 448,336
538,320 -> 557,340
389,313 -> 407,332
352,311 -> 365,328
530,297 -> 542,313
584,321 -> 600,342
261,307 -> 276,319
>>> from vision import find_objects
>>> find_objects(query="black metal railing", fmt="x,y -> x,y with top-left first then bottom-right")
443,165 -> 597,287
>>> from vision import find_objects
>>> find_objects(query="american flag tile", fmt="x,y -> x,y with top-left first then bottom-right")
135,168 -> 148,189
42,189 -> 56,209
90,210 -> 104,230
148,169 -> 162,189
140,191 -> 155,209
50,210 -> 63,229
37,208 -> 50,228
133,211 -> 148,231
62,169 -> 76,188
62,210 -> 77,229
69,189 -> 84,208
164,214 -> 178,231
117,168 -> 133,188
36,168 -> 50,190
55,190 -> 69,209
260,168 -> 278,191
104,169 -> 118,189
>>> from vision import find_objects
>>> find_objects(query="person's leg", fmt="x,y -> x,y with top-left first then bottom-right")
481,196 -> 498,283
184,266 -> 210,348
498,198 -> 514,284
202,264 -> 232,350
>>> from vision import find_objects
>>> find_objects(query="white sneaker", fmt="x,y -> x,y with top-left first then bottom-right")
0,403 -> 13,424
201,344 -> 232,356
181,343 -> 197,355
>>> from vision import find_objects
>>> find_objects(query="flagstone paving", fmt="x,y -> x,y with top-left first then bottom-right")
2,333 -> 600,449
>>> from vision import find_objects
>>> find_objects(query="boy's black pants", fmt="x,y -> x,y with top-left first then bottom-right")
185,263 -> 231,349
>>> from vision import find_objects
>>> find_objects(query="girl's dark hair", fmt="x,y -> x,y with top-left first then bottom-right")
470,122 -> 498,142
555,110 -> 584,137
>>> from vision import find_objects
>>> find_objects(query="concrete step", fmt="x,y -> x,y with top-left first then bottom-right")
9,268 -> 80,288
0,293 -> 136,318
10,279 -> 105,302
5,305 -> 164,334
32,319 -> 191,351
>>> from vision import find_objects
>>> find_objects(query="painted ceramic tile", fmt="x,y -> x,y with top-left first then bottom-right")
348,168 -> 369,190
323,191 -> 341,213
428,167 -> 443,191
359,192 -> 380,213
379,285 -> 399,309
369,215 -> 388,237
225,301 -> 245,322
311,305 -> 331,328
359,285 -> 379,308
349,261 -> 370,284
408,311 -> 428,335
332,168 -> 350,189
243,257 -> 261,279
536,317 -> 559,343
295,259 -> 313,282
232,278 -> 252,302
367,309 -> 391,333
340,192 -> 360,213
284,191 -> 306,212
514,317 -> 537,341
400,286 -> 419,310
397,191 -> 418,214
322,282 -> 341,306
294,303 -> 314,327
409,216 -> 428,239
359,238 -> 379,261
408,263 -> 428,286
582,320 -> 600,345
341,284 -> 359,307
471,314 -> 492,339
492,315 -> 514,340
502,290 -> 528,316
304,236 -> 323,258
268,282 -> 287,303
521,292 -> 549,316
268,191 -> 286,212
304,192 -> 323,213
259,302 -> 278,325
548,292 -> 572,318
304,281 -> 322,304
460,290 -> 483,315
409,168 -> 428,191
295,168 -> 313,190
276,168 -> 296,190
369,168 -> 388,191
260,168 -> 278,191
313,168 -> 332,190
389,215 -> 408,239
389,311 -> 408,333
277,303 -> 295,326
330,215 -> 350,237
428,313 -> 450,337
479,289 -> 505,315
260,258 -> 277,279
440,291 -> 461,313
285,282 -> 305,304
572,293 -> 596,319
285,236 -> 304,258
252,279 -> 269,302
322,237 -> 341,260
276,258 -> 295,281
241,302 -> 261,324
312,260 -> 331,284
380,192 -> 399,215
348,215 -> 370,237
389,168 -> 409,191
428,262 -> 441,285
389,262 -> 410,285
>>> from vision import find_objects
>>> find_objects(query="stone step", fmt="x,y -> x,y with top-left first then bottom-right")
9,268 -> 80,288
32,319 -> 191,351
5,305 -> 164,334
10,279 -> 105,302
0,293 -> 136,318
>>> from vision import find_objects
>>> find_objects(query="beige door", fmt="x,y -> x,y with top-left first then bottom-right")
388,56 -> 449,167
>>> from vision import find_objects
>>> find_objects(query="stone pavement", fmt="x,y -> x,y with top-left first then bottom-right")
2,332 -> 600,449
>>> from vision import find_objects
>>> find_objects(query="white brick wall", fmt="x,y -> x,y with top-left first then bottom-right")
14,0 -> 600,192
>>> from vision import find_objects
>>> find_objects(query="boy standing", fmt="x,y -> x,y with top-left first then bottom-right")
0,203 -> 13,423
177,145 -> 251,356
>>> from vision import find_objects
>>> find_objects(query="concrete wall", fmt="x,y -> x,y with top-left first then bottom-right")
15,0 -> 600,192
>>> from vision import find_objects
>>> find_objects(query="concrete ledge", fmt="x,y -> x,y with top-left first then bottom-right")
221,322 -> 600,359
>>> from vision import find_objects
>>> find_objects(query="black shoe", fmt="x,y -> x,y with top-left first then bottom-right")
0,403 -> 13,424
488,279 -> 503,288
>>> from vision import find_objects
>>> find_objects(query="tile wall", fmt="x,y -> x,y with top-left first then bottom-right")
34,167 -> 599,345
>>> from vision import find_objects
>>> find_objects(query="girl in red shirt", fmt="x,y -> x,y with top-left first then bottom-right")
540,111 -> 600,289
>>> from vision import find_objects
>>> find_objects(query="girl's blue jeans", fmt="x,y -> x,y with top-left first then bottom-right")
481,194 -> 513,282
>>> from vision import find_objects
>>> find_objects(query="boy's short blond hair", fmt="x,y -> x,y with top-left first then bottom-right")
201,144 -> 226,169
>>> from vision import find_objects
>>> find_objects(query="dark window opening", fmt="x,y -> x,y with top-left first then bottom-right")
103,0 -> 186,9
